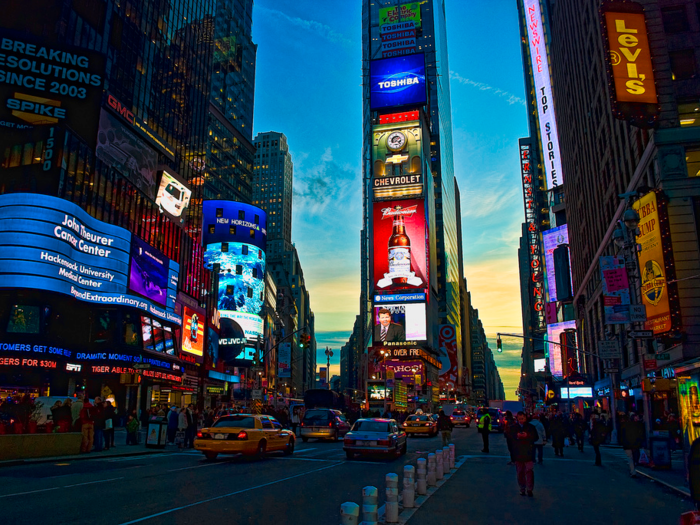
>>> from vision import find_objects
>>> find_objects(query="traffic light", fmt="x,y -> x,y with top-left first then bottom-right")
496,336 -> 503,353
299,333 -> 311,348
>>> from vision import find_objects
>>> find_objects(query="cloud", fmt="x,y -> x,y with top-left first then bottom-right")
461,183 -> 521,220
256,6 -> 354,48
450,71 -> 526,106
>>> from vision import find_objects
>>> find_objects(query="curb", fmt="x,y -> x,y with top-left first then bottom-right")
0,449 -> 166,468
635,469 -> 691,498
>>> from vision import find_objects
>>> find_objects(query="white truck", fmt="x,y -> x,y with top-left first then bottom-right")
488,400 -> 524,414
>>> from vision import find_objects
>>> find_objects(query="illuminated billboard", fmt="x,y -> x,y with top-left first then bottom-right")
182,306 -> 205,362
546,320 -> 576,379
534,358 -> 546,373
678,375 -> 700,450
203,201 -> 267,344
373,303 -> 427,344
372,121 -> 425,200
380,21 -> 417,58
379,3 -> 422,30
438,325 -> 458,391
0,193 -> 180,324
370,54 -> 427,110
600,256 -> 631,324
523,0 -> 563,189
372,199 -> 427,293
634,191 -> 672,334
129,235 -> 178,309
155,170 -> 192,224
542,225 -> 572,302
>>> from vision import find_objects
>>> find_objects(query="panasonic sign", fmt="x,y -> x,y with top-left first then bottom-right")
370,54 -> 427,110
523,0 -> 564,190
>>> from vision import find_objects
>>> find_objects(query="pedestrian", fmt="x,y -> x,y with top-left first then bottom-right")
92,397 -> 105,452
477,409 -> 492,453
530,415 -> 546,465
167,406 -> 179,444
621,414 -> 645,477
50,400 -> 62,428
437,410 -> 453,446
71,394 -> 84,432
590,413 -> 607,466
204,408 -> 215,428
549,413 -> 567,457
126,414 -> 139,445
573,412 -> 587,452
79,397 -> 95,453
504,411 -> 515,465
103,401 -> 116,450
185,404 -> 196,448
177,408 -> 187,449
508,412 -> 537,497
291,408 -> 300,436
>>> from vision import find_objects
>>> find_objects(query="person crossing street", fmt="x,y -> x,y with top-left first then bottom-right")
437,410 -> 453,446
508,412 -> 538,497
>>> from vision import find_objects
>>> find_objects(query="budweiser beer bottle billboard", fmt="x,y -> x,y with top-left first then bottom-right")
388,211 -> 411,283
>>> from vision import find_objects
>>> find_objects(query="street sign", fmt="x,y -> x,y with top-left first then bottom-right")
604,368 -> 619,374
629,330 -> 654,339
133,363 -> 151,370
644,357 -> 657,370
598,340 -> 621,359
630,304 -> 647,323
251,389 -> 263,400
656,353 -> 670,361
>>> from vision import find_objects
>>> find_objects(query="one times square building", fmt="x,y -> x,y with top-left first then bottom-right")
0,0 -> 215,410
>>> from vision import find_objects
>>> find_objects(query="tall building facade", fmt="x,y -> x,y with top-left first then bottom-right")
0,0 -> 215,410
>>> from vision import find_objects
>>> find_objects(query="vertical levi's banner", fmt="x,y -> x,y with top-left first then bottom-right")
633,192 -> 671,334
604,10 -> 657,105
523,0 -> 563,189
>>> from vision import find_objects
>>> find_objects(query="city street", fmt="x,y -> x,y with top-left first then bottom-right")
0,427 -> 692,525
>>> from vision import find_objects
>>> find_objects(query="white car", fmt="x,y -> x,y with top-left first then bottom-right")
343,418 -> 407,460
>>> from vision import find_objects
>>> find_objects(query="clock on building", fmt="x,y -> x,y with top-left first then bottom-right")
386,131 -> 407,152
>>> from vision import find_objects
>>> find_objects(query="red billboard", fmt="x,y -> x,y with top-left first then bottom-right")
372,199 -> 427,293
438,325 -> 458,391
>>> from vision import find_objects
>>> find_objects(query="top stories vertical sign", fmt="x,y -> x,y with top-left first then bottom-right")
523,0 -> 563,190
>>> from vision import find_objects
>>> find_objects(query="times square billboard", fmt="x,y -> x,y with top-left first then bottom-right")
202,201 -> 266,351
370,53 -> 427,110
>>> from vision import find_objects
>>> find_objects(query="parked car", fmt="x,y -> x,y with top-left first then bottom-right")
403,414 -> 437,437
343,418 -> 407,459
194,414 -> 295,460
300,409 -> 350,442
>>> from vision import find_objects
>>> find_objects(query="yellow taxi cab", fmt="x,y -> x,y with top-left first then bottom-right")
194,414 -> 296,460
403,414 -> 437,437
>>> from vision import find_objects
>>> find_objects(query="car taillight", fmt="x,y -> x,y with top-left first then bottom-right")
377,439 -> 391,446
300,422 -> 305,427
237,431 -> 248,440
344,438 -> 354,445
450,416 -> 454,420
424,423 -> 430,426
196,431 -> 203,438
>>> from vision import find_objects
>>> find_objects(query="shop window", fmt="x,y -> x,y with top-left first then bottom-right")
236,265 -> 243,275
221,242 -> 228,253
238,210 -> 245,220
226,285 -> 234,295
252,268 -> 258,279
679,101 -> 700,127
670,49 -> 698,80
229,225 -> 236,235
242,245 -> 248,255
216,208 -> 223,218
123,313 -> 139,346
208,224 -> 215,234
247,287 -> 253,298
662,6 -> 689,33
686,148 -> 700,177
249,229 -> 255,238
6,305 -> 40,333
254,214 -> 259,225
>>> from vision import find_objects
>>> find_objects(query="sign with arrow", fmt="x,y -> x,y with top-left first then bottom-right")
629,330 -> 654,339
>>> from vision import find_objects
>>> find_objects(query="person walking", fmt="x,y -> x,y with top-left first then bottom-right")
126,414 -> 139,445
437,410 -> 453,446
291,408 -> 300,436
185,404 -> 196,448
549,413 -> 567,457
504,411 -> 515,465
508,412 -> 537,497
590,413 -> 607,466
477,409 -> 492,453
573,412 -> 587,452
167,406 -> 179,444
621,414 -> 645,477
79,397 -> 95,453
92,397 -> 105,452
177,408 -> 188,449
530,415 -> 547,465
103,401 -> 116,450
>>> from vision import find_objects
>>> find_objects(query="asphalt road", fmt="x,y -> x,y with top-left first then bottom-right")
0,426 -> 693,525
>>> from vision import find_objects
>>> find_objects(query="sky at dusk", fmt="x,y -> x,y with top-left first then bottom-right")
252,0 -> 528,399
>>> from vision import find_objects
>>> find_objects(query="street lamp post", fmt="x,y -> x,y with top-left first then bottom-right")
380,350 -> 388,415
325,347 -> 333,390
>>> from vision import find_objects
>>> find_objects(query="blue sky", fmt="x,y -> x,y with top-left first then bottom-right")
252,0 -> 528,399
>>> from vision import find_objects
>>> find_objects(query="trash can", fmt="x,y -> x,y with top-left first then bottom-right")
145,416 -> 168,449
649,436 -> 671,469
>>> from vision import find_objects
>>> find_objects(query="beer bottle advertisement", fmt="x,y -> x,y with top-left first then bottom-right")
372,199 -> 427,292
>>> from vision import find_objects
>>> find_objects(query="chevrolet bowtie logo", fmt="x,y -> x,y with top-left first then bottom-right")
385,154 -> 409,164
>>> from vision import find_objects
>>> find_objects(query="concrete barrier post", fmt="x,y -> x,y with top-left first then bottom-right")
362,486 -> 378,525
435,449 -> 444,480
340,502 -> 360,525
416,457 -> 427,495
449,444 -> 456,469
385,473 -> 399,523
403,465 -> 416,508
443,447 -> 451,471
427,453 -> 437,487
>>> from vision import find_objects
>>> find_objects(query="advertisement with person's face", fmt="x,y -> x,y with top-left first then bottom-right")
372,199 -> 427,293
373,303 -> 426,344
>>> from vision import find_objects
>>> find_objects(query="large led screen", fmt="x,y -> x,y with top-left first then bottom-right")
372,199 -> 427,293
370,54 -> 427,110
202,200 -> 267,251
372,121 -> 425,200
0,193 -> 181,324
182,306 -> 204,362
546,320 -> 576,380
542,224 -> 572,302
373,303 -> 427,344
155,170 -> 191,224
129,236 -> 170,307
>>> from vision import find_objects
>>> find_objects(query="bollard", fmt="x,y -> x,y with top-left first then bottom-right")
449,444 -> 456,469
416,458 -> 427,495
340,502 -> 360,525
435,449 -> 444,480
362,486 -> 378,525
427,453 -> 437,487
385,473 -> 399,523
403,465 -> 416,508
443,447 -> 451,472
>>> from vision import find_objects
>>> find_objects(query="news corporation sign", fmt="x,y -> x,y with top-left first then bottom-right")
0,193 -> 181,324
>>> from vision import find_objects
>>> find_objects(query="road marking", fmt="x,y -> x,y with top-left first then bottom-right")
0,477 -> 124,499
105,453 -> 183,462
269,456 -> 332,462
118,463 -> 343,524
167,462 -> 229,472
293,448 -> 317,454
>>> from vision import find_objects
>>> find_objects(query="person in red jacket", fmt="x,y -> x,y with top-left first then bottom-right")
80,398 -> 95,453
507,412 -> 538,497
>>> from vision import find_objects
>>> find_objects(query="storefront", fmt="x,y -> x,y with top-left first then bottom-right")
673,358 -> 700,450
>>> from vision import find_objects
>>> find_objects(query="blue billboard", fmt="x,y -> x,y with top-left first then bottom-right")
370,53 -> 427,110
202,200 -> 267,251
0,193 -> 181,324
129,235 -> 178,309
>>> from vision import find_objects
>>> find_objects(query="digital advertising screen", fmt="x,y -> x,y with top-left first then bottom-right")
372,199 -> 427,293
0,193 -> 181,324
155,170 -> 192,224
438,324 -> 458,391
182,306 -> 204,362
547,320 -> 576,380
370,54 -> 427,110
534,358 -> 547,373
218,317 -> 248,365
129,236 -> 170,307
561,387 -> 593,399
542,224 -> 571,302
373,303 -> 427,344
141,316 -> 154,351
202,200 -> 267,252
372,122 -> 425,200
